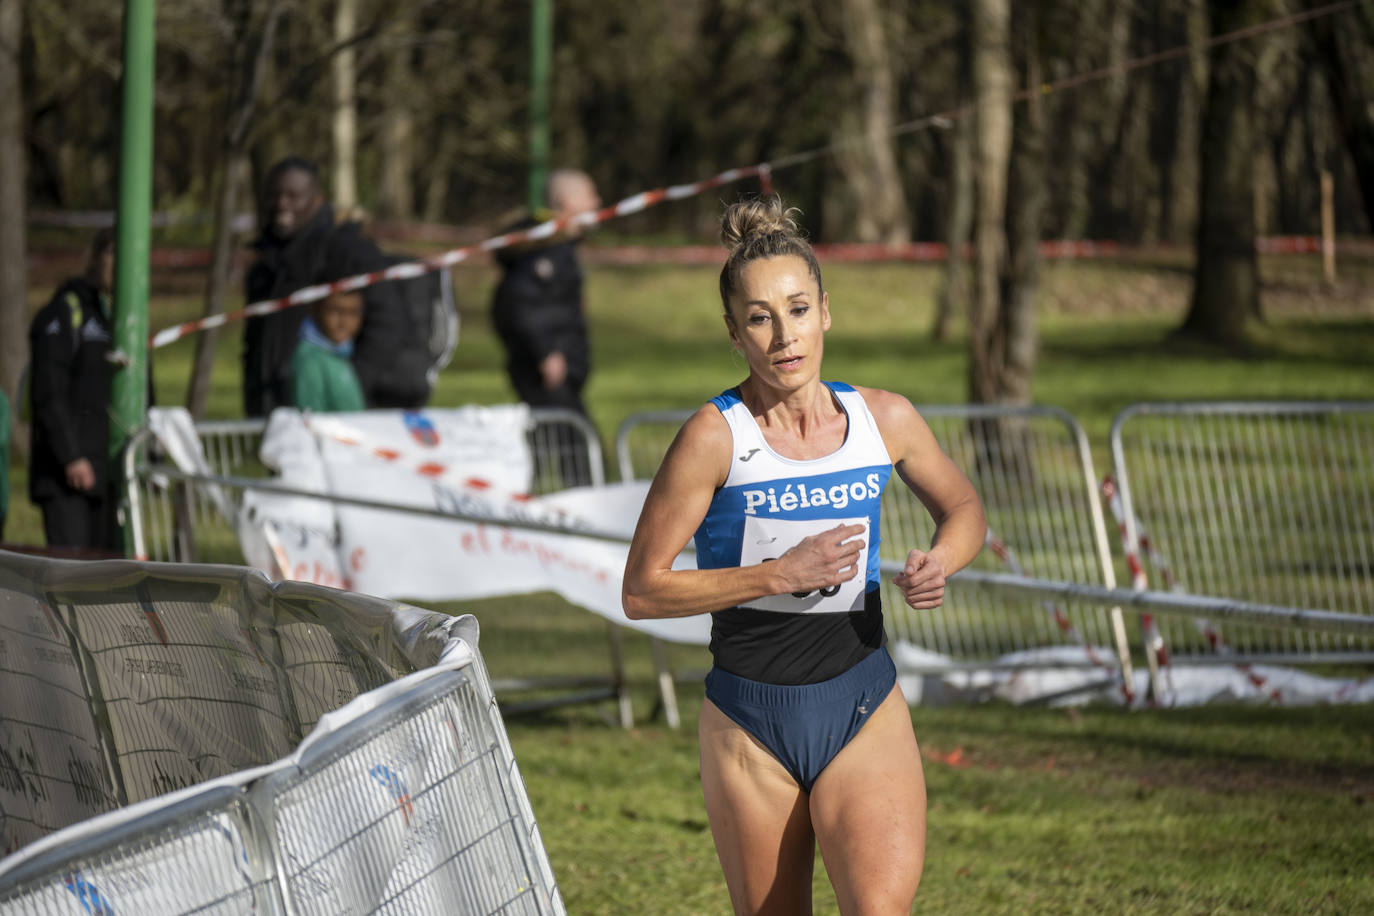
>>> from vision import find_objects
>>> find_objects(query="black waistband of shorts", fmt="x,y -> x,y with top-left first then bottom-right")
705,645 -> 893,711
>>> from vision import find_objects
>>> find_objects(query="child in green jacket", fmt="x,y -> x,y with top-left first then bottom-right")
290,280 -> 366,414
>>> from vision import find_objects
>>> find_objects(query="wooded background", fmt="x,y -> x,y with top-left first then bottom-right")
1,0 -> 1372,411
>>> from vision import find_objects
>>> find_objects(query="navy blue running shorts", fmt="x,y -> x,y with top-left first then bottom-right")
704,647 -> 897,793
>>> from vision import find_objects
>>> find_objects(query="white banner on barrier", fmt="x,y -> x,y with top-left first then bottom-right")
224,409 -> 711,646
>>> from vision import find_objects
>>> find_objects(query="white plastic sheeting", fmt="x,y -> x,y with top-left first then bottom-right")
0,549 -> 563,914
892,641 -> 1374,708
148,407 -> 711,646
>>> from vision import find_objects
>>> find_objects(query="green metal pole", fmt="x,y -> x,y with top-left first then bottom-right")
527,0 -> 552,212
110,0 -> 156,554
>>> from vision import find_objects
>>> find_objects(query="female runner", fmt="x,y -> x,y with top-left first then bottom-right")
623,197 -> 986,915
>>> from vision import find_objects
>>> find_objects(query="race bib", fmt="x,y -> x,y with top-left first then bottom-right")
738,515 -> 870,614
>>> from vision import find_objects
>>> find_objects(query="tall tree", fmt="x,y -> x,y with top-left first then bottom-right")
0,0 -> 25,434
331,0 -> 359,211
376,14 -> 415,221
1180,0 -> 1262,348
1306,0 -> 1374,228
931,93 -> 972,342
1000,2 -> 1046,408
1054,0 -> 1115,240
968,0 -> 1013,405
968,0 -> 1052,481
930,4 -> 973,342
833,0 -> 909,244
185,0 -> 284,420
1160,2 -> 1208,243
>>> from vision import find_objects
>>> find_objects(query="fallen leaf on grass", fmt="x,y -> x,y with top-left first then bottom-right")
925,746 -> 969,767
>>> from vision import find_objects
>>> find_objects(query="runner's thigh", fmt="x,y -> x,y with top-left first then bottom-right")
809,685 -> 926,915
699,699 -> 816,916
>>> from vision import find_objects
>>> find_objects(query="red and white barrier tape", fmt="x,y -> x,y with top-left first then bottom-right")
149,164 -> 771,349
1100,476 -> 1170,672
144,2 -> 1364,353
983,529 -> 1131,701
146,3 -> 1361,350
1101,475 -> 1281,702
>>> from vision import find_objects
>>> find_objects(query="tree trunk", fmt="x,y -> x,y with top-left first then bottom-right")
0,0 -> 26,439
1168,2 -> 1209,243
932,101 -> 972,342
1306,0 -> 1374,228
1181,0 -> 1261,348
186,153 -> 250,419
1149,2 -> 1187,243
422,127 -> 456,223
1270,58 -> 1312,234
1056,0 -> 1109,239
931,6 -> 972,342
186,0 -> 284,420
377,25 -> 414,221
1000,4 -> 1044,410
968,0 -> 1012,405
834,0 -> 909,244
331,0 -> 359,212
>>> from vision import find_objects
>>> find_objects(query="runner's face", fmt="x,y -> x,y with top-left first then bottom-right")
726,255 -> 829,392
271,169 -> 323,238
316,291 -> 363,344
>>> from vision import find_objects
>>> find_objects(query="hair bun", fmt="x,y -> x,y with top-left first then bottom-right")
719,196 -> 802,252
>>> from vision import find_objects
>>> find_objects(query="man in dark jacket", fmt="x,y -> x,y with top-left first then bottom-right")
243,157 -> 426,416
490,170 -> 602,487
490,169 -> 601,418
27,229 -> 118,549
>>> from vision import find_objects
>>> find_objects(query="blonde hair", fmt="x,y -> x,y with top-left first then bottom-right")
717,196 -> 823,313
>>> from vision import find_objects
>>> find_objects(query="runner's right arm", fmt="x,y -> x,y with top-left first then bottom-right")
622,405 -> 864,619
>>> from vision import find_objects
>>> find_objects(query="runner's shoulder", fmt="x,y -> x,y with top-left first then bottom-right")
664,404 -> 733,487
851,385 -> 918,423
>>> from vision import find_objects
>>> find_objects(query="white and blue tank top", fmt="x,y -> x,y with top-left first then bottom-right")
696,382 -> 893,684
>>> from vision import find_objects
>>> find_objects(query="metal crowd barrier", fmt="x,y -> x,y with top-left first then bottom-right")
117,401 -> 1374,719
1109,401 -> 1374,673
0,549 -> 564,914
619,400 -> 1374,706
123,409 -> 637,728
616,404 -> 1135,697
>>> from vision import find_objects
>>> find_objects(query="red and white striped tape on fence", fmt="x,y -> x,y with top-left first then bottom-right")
1100,475 -> 1170,671
149,164 -> 772,349
1100,475 -> 1282,702
982,529 -> 1132,702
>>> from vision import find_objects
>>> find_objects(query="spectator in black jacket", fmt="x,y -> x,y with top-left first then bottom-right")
27,229 -> 118,549
243,157 -> 425,416
490,169 -> 601,418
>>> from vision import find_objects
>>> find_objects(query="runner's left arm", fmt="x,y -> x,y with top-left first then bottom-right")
861,387 -> 986,610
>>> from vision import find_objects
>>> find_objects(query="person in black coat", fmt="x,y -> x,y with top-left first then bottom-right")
490,169 -> 601,417
27,229 -> 118,549
243,157 -> 425,416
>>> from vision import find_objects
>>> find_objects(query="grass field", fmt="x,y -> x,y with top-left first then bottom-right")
5,250 -> 1374,913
